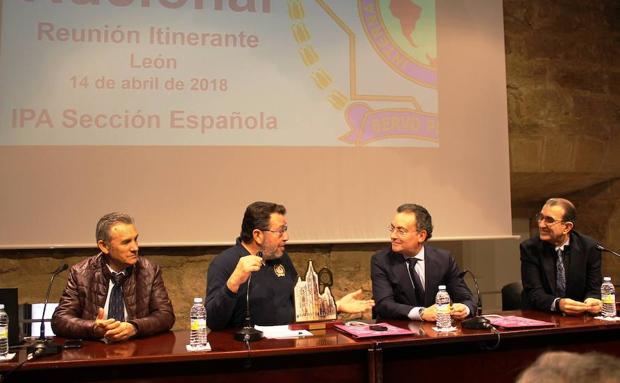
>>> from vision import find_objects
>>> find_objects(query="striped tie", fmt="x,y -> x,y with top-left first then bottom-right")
556,249 -> 566,297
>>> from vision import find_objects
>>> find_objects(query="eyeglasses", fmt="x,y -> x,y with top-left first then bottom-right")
388,225 -> 410,237
262,226 -> 288,237
535,213 -> 564,226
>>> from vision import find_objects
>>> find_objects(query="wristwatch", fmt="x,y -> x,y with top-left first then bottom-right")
418,307 -> 425,321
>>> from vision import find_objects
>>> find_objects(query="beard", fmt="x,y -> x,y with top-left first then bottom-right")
261,246 -> 284,260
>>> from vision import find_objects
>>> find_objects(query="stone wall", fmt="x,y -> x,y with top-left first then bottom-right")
505,0 -> 620,279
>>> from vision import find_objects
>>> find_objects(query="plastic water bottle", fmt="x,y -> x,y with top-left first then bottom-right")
189,298 -> 207,348
435,285 -> 453,331
0,304 -> 8,357
601,277 -> 616,318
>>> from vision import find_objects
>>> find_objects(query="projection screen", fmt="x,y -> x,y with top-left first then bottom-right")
0,0 -> 512,248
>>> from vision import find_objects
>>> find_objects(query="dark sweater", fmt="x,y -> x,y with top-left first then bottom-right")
206,240 -> 298,330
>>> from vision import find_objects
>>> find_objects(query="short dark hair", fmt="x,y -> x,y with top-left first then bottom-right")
240,201 -> 286,243
96,212 -> 134,244
545,198 -> 577,223
397,204 -> 433,240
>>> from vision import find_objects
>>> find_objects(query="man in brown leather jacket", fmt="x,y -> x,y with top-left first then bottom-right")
51,212 -> 175,342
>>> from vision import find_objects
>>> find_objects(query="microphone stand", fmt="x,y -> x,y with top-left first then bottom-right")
234,251 -> 264,342
460,269 -> 491,329
234,273 -> 264,342
27,263 -> 68,358
597,244 -> 620,258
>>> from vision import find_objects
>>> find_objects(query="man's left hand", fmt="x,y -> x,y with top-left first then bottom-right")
450,303 -> 470,320
336,289 -> 375,313
104,322 -> 137,342
584,298 -> 602,314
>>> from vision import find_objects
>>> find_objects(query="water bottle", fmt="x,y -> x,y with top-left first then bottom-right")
435,285 -> 452,331
0,304 -> 8,357
601,277 -> 616,318
189,297 -> 207,348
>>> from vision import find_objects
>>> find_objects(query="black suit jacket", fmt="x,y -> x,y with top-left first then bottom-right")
520,230 -> 602,311
371,245 -> 475,320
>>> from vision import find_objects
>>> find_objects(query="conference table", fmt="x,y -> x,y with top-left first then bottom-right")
1,310 -> 619,383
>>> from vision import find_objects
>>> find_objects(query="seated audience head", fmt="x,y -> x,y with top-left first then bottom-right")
516,351 -> 620,383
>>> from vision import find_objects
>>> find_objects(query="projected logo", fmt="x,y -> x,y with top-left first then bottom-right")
289,0 -> 438,147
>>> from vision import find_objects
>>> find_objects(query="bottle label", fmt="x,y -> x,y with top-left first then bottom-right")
0,328 -> 7,338
602,294 -> 616,304
436,304 -> 450,314
190,319 -> 206,330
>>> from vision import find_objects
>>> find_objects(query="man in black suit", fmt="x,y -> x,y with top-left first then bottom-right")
371,204 -> 475,322
521,198 -> 602,314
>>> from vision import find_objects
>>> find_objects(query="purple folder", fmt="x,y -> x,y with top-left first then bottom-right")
486,315 -> 555,329
334,323 -> 413,338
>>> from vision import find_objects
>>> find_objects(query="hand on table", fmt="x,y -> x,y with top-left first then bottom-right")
93,307 -> 137,342
336,289 -> 374,313
450,303 -> 470,320
584,298 -> 602,314
559,298 -> 588,315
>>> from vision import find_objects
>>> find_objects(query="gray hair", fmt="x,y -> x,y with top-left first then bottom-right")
96,212 -> 134,244
517,351 -> 620,383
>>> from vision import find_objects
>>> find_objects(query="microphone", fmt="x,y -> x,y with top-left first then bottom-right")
234,251 -> 264,342
596,244 -> 620,258
27,262 -> 68,358
39,263 -> 68,340
459,269 -> 492,330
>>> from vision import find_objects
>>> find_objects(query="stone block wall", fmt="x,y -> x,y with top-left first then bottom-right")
505,0 -> 620,279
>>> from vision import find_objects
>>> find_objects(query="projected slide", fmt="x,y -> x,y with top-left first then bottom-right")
0,0 -> 438,147
0,0 -> 512,248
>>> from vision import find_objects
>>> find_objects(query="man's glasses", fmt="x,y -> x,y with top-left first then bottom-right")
262,226 -> 288,237
535,213 -> 564,226
388,225 -> 410,237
